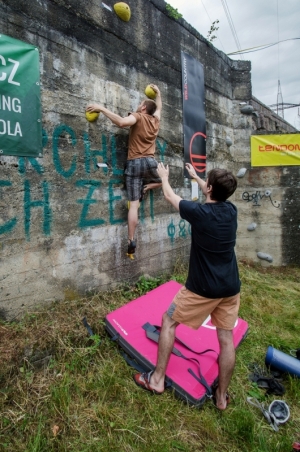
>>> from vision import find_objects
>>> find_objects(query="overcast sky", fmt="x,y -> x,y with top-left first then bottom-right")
167,0 -> 300,129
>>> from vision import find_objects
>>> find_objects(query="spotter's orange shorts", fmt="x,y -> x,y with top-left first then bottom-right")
167,286 -> 240,330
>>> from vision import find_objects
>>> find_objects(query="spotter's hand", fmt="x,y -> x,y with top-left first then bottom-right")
185,163 -> 197,179
157,162 -> 169,179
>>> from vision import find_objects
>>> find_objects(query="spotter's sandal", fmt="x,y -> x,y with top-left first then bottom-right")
212,385 -> 230,410
133,371 -> 164,395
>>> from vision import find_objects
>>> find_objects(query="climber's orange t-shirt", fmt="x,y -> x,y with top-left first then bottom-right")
127,112 -> 160,160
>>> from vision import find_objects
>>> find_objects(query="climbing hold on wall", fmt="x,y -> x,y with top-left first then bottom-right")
247,222 -> 257,231
144,85 -> 157,99
225,136 -> 232,147
113,2 -> 131,21
85,111 -> 99,122
240,105 -> 254,115
237,168 -> 247,178
257,252 -> 273,263
265,190 -> 272,197
128,201 -> 140,210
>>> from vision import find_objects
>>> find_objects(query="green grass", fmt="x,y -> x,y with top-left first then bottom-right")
1,262 -> 300,451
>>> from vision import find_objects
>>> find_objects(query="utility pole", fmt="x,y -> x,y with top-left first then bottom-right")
276,80 -> 284,119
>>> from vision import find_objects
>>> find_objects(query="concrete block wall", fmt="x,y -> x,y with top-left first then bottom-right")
235,97 -> 298,267
0,0 -> 298,319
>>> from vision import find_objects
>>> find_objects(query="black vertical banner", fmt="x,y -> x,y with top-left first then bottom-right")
181,51 -> 206,178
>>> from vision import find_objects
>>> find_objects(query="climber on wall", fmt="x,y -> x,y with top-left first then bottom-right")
86,84 -> 162,259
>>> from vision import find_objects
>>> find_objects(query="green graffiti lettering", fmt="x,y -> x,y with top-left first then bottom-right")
156,139 -> 167,162
149,190 -> 154,221
76,180 -> 105,228
111,135 -> 124,175
0,181 -> 17,235
139,190 -> 155,224
24,180 -> 52,241
42,128 -> 48,148
18,157 -> 44,175
53,124 -> 77,178
179,219 -> 186,238
83,132 -> 108,174
167,219 -> 176,244
108,179 -> 125,225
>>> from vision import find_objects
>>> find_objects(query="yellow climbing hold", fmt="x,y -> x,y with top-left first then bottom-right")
127,201 -> 140,209
85,111 -> 100,122
145,85 -> 156,99
113,2 -> 131,22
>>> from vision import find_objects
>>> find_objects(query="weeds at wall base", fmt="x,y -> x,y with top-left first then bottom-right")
0,261 -> 300,451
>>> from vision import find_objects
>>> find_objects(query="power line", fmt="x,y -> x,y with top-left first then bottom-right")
268,103 -> 300,110
227,37 -> 300,55
276,0 -> 280,81
276,0 -> 283,118
269,104 -> 300,110
220,0 -> 244,59
200,0 -> 226,52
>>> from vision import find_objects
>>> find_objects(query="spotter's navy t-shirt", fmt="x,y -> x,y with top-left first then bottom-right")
179,200 -> 240,299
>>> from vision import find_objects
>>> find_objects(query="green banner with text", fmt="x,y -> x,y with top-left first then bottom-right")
0,34 -> 42,157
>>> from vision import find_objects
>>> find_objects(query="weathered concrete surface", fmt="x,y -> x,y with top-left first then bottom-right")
0,0 -> 298,319
234,96 -> 298,269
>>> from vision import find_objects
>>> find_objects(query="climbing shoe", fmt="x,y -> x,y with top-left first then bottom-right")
127,240 -> 136,260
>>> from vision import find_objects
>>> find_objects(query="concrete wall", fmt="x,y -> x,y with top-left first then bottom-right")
0,0 -> 298,319
236,97 -> 298,267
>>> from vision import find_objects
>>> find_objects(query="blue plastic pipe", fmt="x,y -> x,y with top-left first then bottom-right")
265,346 -> 300,378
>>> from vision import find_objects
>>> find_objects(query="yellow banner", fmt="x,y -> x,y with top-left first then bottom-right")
251,134 -> 300,167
